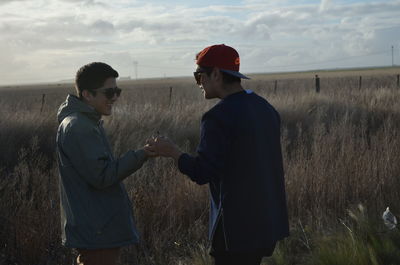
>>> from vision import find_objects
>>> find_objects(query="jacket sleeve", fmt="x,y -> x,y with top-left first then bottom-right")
177,113 -> 229,185
59,125 -> 147,189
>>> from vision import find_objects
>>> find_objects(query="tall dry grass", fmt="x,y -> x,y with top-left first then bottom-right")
0,73 -> 399,264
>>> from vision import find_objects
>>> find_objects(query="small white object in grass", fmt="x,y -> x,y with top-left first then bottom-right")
382,207 -> 397,230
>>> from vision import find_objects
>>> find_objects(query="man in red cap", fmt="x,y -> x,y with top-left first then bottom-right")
148,44 -> 289,265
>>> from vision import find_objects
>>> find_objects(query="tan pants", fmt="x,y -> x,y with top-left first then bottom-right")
76,248 -> 120,265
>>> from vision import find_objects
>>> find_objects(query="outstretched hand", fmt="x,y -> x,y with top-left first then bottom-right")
143,143 -> 158,158
146,135 -> 182,162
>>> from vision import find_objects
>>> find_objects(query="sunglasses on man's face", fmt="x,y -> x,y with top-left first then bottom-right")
193,69 -> 210,85
90,87 -> 122,99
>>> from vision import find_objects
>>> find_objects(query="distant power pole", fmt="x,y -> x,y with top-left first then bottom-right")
392,46 -> 394,66
133,61 -> 138,80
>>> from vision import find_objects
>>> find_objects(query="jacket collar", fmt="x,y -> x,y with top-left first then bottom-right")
57,94 -> 102,124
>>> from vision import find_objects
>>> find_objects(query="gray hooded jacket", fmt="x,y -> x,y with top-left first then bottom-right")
56,95 -> 147,249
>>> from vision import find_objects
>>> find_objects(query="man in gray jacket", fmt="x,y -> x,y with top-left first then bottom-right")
56,62 -> 154,265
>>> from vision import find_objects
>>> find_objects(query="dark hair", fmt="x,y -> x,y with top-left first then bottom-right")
75,62 -> 119,98
200,66 -> 241,85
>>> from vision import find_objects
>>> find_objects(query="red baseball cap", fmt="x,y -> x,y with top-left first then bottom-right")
196,44 -> 250,79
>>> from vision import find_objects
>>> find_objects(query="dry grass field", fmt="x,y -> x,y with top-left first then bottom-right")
1,67 -> 400,265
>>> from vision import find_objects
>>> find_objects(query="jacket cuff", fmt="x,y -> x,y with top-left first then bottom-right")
117,149 -> 148,181
177,153 -> 192,175
134,149 -> 148,163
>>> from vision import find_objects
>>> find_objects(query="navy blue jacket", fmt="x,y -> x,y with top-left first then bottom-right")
178,90 -> 289,252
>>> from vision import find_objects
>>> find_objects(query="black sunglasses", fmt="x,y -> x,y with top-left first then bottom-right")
193,68 -> 212,85
90,87 -> 122,99
193,71 -> 203,85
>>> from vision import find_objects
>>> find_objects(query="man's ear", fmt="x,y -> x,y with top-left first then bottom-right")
81,90 -> 92,101
212,67 -> 222,81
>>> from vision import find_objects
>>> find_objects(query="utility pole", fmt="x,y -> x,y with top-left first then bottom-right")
133,61 -> 138,80
392,46 -> 394,67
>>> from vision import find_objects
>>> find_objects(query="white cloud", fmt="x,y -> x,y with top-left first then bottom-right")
0,0 -> 27,5
319,0 -> 331,12
0,0 -> 399,85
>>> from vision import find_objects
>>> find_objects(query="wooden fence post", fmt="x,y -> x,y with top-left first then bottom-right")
359,76 -> 362,90
274,80 -> 277,94
169,86 -> 173,106
315,75 -> 320,93
40,94 -> 46,113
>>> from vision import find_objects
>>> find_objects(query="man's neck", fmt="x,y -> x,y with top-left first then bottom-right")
219,83 -> 244,99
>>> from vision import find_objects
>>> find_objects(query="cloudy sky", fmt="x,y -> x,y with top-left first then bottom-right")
0,0 -> 399,85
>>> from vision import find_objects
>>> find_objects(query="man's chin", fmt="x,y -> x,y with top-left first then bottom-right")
105,106 -> 113,116
102,110 -> 112,116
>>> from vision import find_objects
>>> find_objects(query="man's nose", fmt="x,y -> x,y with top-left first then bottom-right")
111,92 -> 119,101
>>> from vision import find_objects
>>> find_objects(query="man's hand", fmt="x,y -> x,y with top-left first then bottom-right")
143,143 -> 158,157
146,136 -> 183,162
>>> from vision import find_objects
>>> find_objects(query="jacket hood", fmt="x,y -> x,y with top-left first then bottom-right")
57,94 -> 101,124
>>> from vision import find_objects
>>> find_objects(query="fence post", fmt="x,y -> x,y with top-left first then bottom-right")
169,86 -> 173,106
359,76 -> 362,90
315,75 -> 320,93
274,80 -> 277,94
40,94 -> 46,113
397,74 -> 399,88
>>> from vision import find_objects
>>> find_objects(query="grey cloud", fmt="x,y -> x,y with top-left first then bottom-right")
0,21 -> 19,37
0,42 -> 30,84
319,0 -> 332,12
4,35 -> 107,51
325,2 -> 400,17
94,52 -> 135,71
117,16 -> 223,44
237,1 -> 400,69
239,9 -> 314,39
120,19 -> 178,33
0,0 -> 28,5
238,23 -> 271,40
206,4 -> 256,12
0,16 -> 116,52
1,0 -> 399,85
57,0 -> 107,7
91,20 -> 115,34
352,26 -> 400,53
239,1 -> 400,43
0,12 -> 25,19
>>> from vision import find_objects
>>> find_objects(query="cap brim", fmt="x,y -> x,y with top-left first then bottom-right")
220,69 -> 250,79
